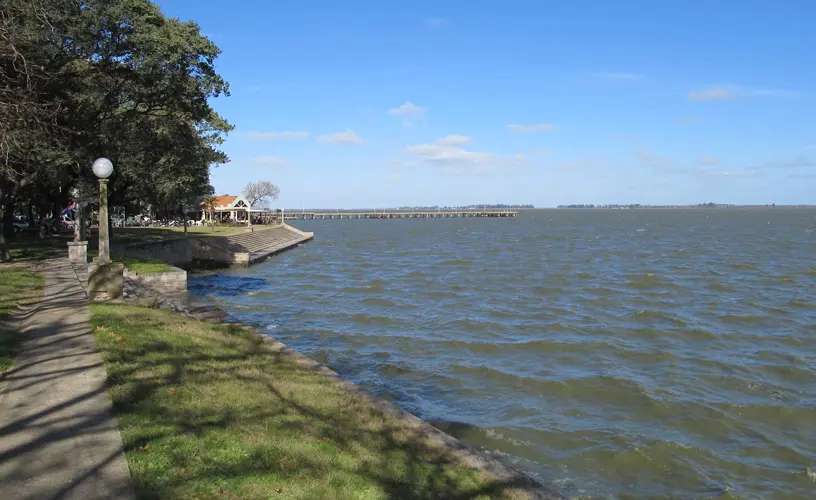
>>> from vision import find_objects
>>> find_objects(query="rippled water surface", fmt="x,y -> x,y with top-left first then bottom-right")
190,209 -> 816,499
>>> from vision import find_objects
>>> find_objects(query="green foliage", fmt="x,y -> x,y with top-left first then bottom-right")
0,0 -> 232,257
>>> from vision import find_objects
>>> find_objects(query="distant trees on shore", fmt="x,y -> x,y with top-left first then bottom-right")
396,204 -> 534,210
557,203 -> 736,209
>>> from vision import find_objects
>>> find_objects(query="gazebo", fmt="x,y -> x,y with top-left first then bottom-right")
201,195 -> 252,223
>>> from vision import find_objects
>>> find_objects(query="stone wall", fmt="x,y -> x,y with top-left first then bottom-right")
189,238 -> 243,267
123,267 -> 187,294
112,238 -> 192,268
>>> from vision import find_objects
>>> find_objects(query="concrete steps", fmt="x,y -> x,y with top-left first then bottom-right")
224,227 -> 304,253
193,225 -> 314,266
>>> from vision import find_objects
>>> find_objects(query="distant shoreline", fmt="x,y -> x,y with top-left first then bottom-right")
283,205 -> 816,211
553,205 -> 816,209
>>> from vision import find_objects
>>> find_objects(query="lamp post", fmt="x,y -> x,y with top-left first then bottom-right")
88,157 -> 123,300
92,158 -> 113,264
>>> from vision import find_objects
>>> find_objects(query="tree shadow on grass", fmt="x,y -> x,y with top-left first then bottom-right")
80,305 -> 564,500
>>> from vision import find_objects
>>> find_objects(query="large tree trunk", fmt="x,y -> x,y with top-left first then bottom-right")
3,198 -> 15,241
0,188 -> 12,261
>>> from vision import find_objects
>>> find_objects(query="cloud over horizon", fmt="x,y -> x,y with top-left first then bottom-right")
389,101 -> 427,127
689,85 -> 800,102
637,149 -> 670,168
316,130 -> 364,145
748,156 -> 814,170
246,131 -> 310,140
249,156 -> 286,166
598,72 -> 645,81
507,123 -> 556,133
403,135 -> 524,175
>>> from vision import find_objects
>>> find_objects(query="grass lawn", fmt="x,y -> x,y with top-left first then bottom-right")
111,224 -> 279,245
6,234 -> 66,261
90,304 -> 528,500
119,257 -> 177,274
0,263 -> 44,371
87,248 -> 177,274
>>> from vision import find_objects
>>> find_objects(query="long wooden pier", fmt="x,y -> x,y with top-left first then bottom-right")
284,210 -> 518,220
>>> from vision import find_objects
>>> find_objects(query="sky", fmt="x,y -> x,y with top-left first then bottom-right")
156,0 -> 816,208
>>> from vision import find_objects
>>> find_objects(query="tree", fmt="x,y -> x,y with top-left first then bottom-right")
243,181 -> 280,208
201,194 -> 216,232
0,0 -> 232,260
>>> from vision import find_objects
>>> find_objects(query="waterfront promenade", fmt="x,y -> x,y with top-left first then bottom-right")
0,257 -> 134,500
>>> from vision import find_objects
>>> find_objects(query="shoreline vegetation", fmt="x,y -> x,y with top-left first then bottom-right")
555,203 -> 813,209
90,303 -> 541,500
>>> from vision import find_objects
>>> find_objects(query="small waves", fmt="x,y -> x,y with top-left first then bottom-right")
190,209 -> 816,500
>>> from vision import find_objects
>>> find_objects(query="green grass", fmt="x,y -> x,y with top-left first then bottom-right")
0,264 -> 44,371
90,304 -> 527,500
6,234 -> 66,261
120,257 -> 177,274
112,224 -> 279,244
86,248 -> 177,274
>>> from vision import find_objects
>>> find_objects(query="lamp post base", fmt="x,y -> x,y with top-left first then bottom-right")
67,241 -> 88,264
89,261 -> 124,301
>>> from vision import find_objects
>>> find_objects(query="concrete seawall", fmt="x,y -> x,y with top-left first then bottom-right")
111,238 -> 192,268
123,266 -> 187,294
111,224 -> 314,269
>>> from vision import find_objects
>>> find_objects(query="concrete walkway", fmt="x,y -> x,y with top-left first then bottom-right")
0,257 -> 134,500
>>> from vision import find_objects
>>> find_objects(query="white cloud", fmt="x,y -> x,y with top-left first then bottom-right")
704,170 -> 756,178
598,72 -> 645,81
689,85 -> 800,102
507,123 -> 557,133
533,148 -> 551,156
424,17 -> 446,27
688,87 -> 736,102
246,131 -> 310,140
637,149 -> 670,167
316,129 -> 364,145
698,155 -> 719,166
391,160 -> 418,169
389,101 -> 427,127
405,144 -> 496,166
389,102 -> 425,116
403,135 -> 525,175
434,134 -> 471,147
614,134 -> 639,144
748,156 -> 814,170
678,116 -> 702,125
249,156 -> 286,166
553,162 -> 582,170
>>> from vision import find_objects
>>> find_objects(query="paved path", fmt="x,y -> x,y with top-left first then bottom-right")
0,257 -> 134,500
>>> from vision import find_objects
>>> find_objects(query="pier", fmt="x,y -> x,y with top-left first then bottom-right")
283,210 -> 518,220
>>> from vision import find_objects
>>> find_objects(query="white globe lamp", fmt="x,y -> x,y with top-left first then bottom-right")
92,158 -> 114,179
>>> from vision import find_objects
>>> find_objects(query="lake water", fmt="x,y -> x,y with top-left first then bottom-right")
189,209 -> 816,499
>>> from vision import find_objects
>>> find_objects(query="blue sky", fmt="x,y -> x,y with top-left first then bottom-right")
157,0 -> 815,208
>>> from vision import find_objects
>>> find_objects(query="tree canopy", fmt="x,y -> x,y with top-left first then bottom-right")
243,181 -> 280,208
0,0 -> 232,259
